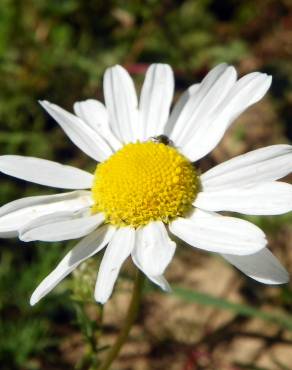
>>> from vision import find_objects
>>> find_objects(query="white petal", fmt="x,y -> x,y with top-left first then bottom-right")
73,99 -> 108,132
139,64 -> 174,140
132,221 -> 176,277
167,63 -> 230,141
183,73 -> 272,161
170,63 -> 229,133
169,209 -> 266,255
95,227 -> 135,304
73,99 -> 122,151
147,275 -> 172,292
0,155 -> 93,189
132,251 -> 171,292
172,68 -> 271,162
20,213 -> 104,242
170,65 -> 237,146
222,72 -> 272,116
164,83 -> 200,137
30,225 -> 115,305
194,181 -> 292,215
185,73 -> 272,161
103,65 -> 138,143
0,191 -> 93,238
40,100 -> 113,162
201,145 -> 292,191
222,248 -> 289,284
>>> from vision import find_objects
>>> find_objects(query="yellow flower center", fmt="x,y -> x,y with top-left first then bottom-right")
91,141 -> 199,228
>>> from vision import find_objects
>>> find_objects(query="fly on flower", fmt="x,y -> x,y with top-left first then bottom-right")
0,63 -> 291,305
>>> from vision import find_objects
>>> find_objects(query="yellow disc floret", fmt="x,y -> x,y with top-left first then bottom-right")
91,141 -> 199,228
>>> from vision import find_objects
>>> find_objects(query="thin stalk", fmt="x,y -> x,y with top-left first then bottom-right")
97,270 -> 144,370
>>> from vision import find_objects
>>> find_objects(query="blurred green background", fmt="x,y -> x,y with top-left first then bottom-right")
1,0 -> 292,369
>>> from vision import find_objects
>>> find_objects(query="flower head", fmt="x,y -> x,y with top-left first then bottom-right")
91,141 -> 198,227
0,63 -> 291,305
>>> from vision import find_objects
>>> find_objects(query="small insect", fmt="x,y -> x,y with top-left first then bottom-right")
150,134 -> 173,146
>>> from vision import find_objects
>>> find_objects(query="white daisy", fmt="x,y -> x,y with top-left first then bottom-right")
0,63 -> 291,305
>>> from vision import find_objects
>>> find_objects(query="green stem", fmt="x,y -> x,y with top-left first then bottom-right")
97,269 -> 144,370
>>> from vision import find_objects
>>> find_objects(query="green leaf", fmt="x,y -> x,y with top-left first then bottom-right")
173,287 -> 292,330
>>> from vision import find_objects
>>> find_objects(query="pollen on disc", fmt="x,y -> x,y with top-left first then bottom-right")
91,141 -> 199,228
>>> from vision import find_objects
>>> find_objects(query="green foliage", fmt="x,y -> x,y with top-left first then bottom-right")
243,212 -> 292,234
0,244 -> 73,369
0,318 -> 49,369
71,257 -> 101,303
173,287 -> 292,331
0,0 -> 292,368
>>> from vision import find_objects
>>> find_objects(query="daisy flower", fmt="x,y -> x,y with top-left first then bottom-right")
0,63 -> 291,306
